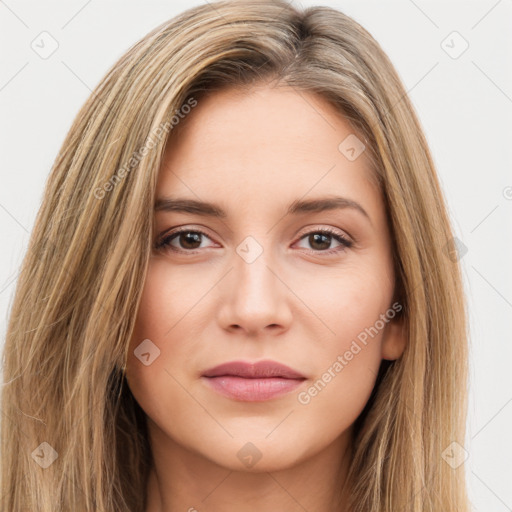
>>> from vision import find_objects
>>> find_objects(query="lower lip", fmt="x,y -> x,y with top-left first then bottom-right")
202,376 -> 305,401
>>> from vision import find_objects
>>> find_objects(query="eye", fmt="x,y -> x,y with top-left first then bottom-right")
294,228 -> 353,255
156,228 -> 216,253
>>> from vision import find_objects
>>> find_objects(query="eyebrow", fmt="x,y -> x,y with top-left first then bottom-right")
154,195 -> 371,223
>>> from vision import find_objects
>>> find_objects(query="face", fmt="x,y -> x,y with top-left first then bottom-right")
125,84 -> 405,473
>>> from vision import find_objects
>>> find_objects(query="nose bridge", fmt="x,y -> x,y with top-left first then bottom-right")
236,249 -> 276,301
218,235 -> 291,333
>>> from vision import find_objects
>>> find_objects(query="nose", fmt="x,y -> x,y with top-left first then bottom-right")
217,248 -> 293,336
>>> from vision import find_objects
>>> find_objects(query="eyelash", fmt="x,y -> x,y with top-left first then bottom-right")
155,226 -> 353,256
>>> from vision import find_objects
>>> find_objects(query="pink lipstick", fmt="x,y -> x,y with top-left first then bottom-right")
201,360 -> 306,402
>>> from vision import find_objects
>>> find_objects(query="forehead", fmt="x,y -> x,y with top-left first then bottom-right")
157,85 -> 381,222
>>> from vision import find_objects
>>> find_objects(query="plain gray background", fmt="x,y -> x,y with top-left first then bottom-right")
1,1 -> 511,510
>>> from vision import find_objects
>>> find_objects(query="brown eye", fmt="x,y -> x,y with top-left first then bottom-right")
175,231 -> 203,250
308,233 -> 332,251
296,228 -> 353,254
156,229 -> 214,253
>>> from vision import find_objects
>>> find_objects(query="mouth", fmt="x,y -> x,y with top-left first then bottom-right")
201,360 -> 307,402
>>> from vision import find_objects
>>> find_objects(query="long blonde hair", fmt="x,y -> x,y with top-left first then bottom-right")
0,1 -> 470,510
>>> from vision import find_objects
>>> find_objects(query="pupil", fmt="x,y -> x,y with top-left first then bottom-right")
181,232 -> 202,249
310,233 -> 330,250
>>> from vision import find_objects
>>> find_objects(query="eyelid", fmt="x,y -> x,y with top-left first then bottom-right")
293,226 -> 353,254
155,225 -> 217,250
295,225 -> 353,243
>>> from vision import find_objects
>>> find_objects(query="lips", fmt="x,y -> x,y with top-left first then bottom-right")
202,360 -> 306,379
201,360 -> 307,402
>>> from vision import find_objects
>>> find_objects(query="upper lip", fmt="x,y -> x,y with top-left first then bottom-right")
202,360 -> 306,379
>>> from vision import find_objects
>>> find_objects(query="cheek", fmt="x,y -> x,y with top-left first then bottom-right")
294,300 -> 387,447
125,259 -> 215,421
125,263 -> 182,410
128,258 -> 215,367
301,261 -> 393,350
295,264 -> 391,407
130,260 -> 194,341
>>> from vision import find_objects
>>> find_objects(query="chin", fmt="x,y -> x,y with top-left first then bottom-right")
197,433 -> 313,473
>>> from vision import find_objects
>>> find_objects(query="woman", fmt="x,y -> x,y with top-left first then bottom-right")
0,1 -> 470,511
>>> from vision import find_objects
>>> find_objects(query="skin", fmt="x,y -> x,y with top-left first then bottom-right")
125,83 -> 406,512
